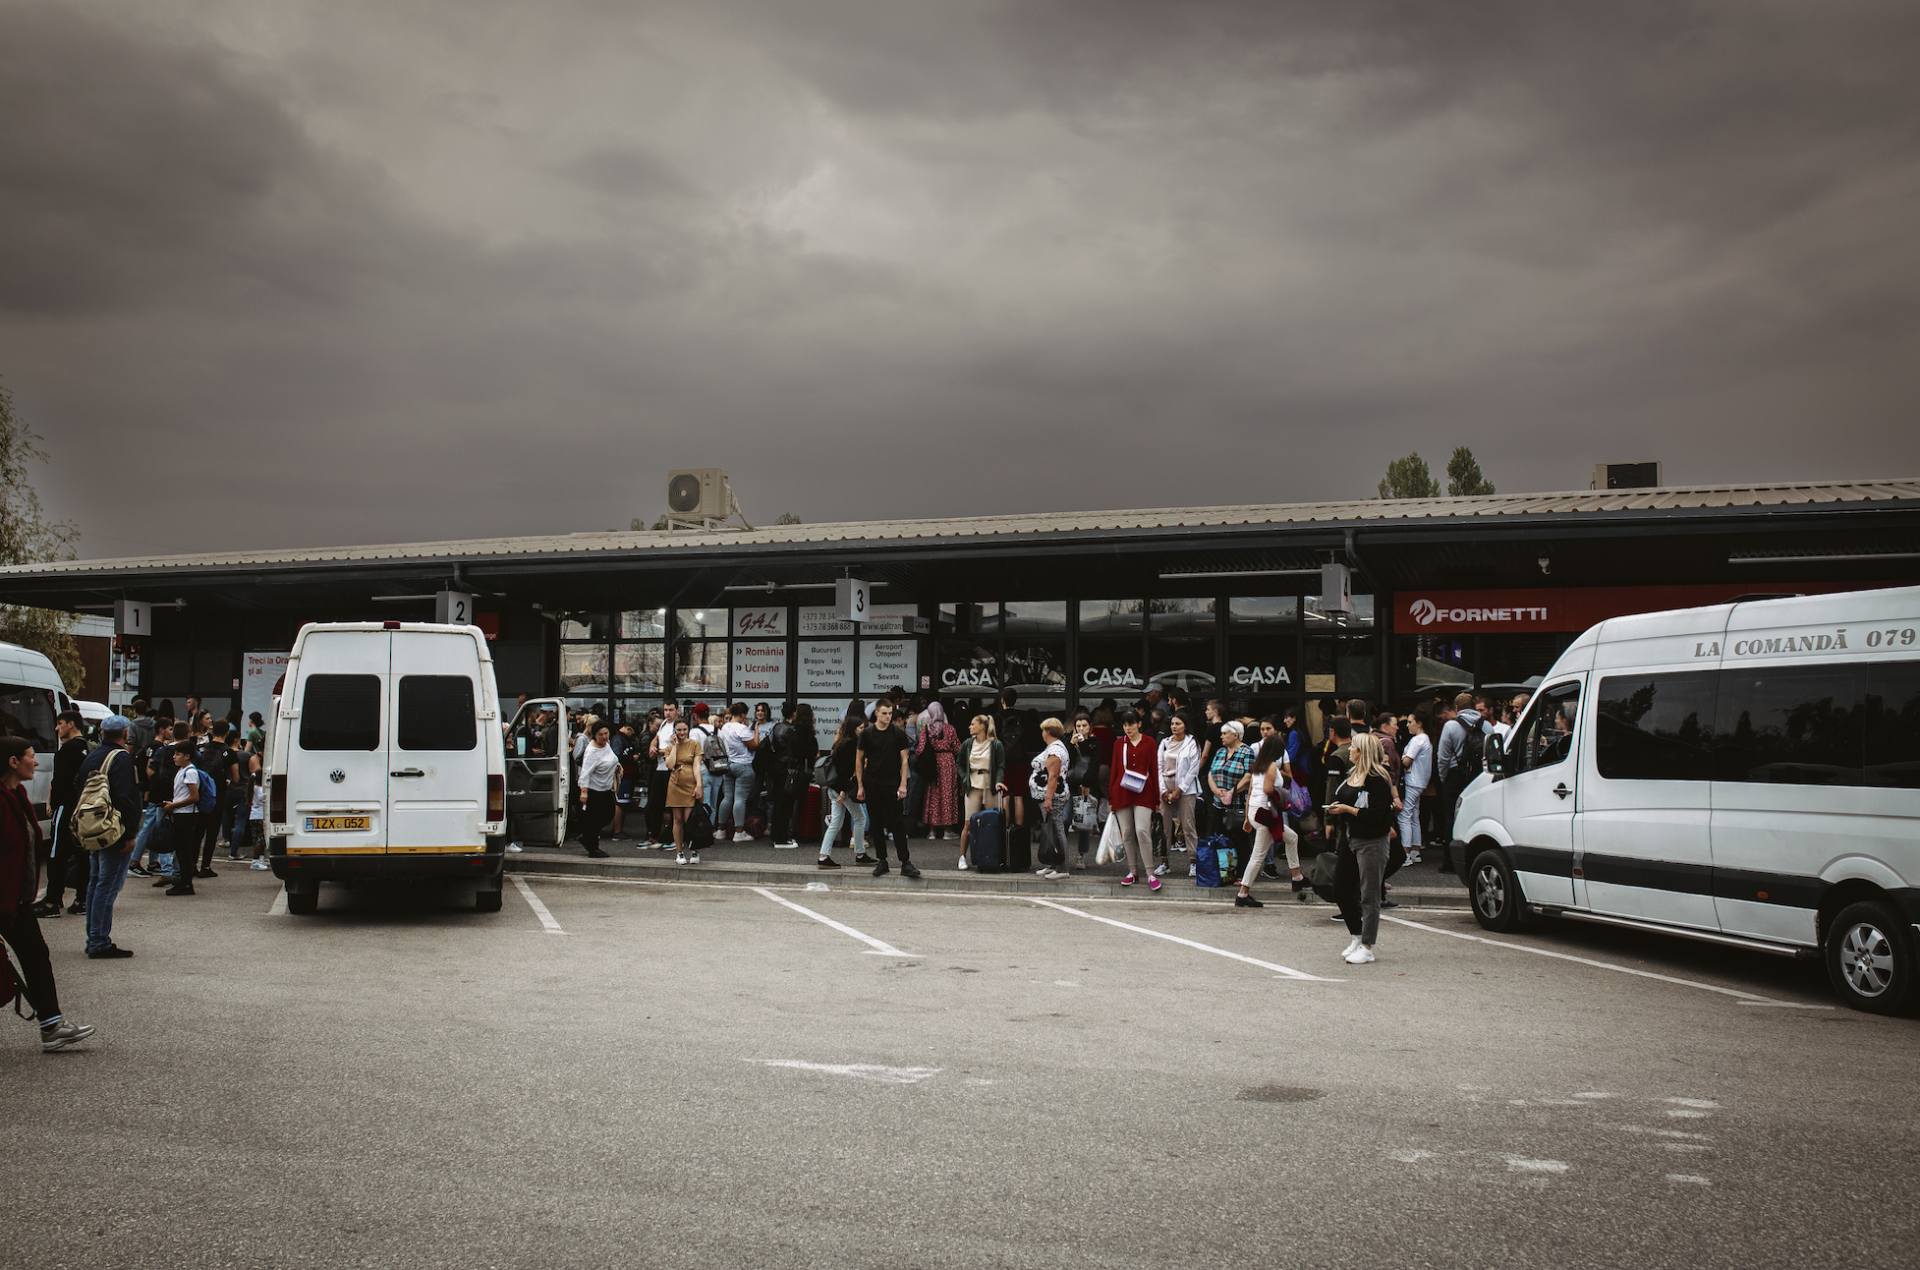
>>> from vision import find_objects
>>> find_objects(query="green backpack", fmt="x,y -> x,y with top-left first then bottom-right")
73,750 -> 129,852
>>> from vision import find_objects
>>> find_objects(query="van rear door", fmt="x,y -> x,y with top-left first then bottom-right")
505,697 -> 569,847
287,631 -> 388,855
387,631 -> 486,854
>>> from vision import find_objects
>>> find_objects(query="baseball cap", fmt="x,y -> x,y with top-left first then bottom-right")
103,714 -> 133,734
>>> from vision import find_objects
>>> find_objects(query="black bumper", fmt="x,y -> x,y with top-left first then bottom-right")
268,836 -> 504,884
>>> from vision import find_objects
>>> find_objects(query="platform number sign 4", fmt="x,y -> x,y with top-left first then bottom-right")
435,590 -> 474,626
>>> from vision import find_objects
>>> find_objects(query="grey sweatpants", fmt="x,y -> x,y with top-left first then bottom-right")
1337,833 -> 1390,946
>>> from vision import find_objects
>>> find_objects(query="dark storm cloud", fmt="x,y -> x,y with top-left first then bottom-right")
4,0 -> 1918,558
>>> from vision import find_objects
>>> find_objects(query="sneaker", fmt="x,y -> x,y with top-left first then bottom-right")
65,901 -> 84,915
689,852 -> 700,864
1404,851 -> 1421,865
40,1019 -> 95,1052
872,862 -> 891,877
900,863 -> 921,879
30,901 -> 59,918
506,843 -> 523,853
1187,865 -> 1197,878
854,855 -> 876,865
608,832 -> 626,841
675,852 -> 687,864
1036,868 -> 1051,876
151,877 -> 173,888
1344,946 -> 1376,965
86,946 -> 134,959
957,857 -> 969,870
774,841 -> 799,850
249,859 -> 271,871
195,869 -> 218,879
127,866 -> 152,879
1121,874 -> 1136,886
1342,937 -> 1362,959
732,832 -> 753,843
1148,875 -> 1162,891
816,857 -> 841,870
1152,864 -> 1168,877
164,884 -> 195,896
585,848 -> 610,858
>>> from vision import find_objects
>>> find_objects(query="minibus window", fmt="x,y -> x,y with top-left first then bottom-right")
1864,660 -> 1920,789
1714,666 -> 1865,786
0,684 -> 57,750
1507,680 -> 1581,775
1595,671 -> 1717,782
299,675 -> 382,751
397,675 -> 477,751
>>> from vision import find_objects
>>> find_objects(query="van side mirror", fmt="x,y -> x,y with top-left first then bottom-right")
1485,734 -> 1505,780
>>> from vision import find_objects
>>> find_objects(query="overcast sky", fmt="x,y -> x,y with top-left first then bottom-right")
5,0 -> 1918,559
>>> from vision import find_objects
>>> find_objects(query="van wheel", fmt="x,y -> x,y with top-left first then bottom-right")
1826,900 -> 1917,1015
1468,849 -> 1528,933
475,886 -> 503,913
285,883 -> 318,916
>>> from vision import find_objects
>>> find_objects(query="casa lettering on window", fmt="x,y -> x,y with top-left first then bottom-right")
942,667 -> 998,688
1081,667 -> 1144,689
1228,664 -> 1293,687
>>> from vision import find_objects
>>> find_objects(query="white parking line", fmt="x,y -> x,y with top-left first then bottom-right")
511,876 -> 567,934
753,887 -> 919,957
1029,898 -> 1337,981
1382,915 -> 1830,1008
267,888 -> 287,916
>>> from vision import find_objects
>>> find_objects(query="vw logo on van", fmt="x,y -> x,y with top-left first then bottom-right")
329,769 -> 345,784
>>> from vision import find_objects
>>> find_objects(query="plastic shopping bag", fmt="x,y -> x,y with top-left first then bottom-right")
1096,812 -> 1123,864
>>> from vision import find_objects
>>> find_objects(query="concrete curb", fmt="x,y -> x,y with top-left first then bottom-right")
505,852 -> 1471,908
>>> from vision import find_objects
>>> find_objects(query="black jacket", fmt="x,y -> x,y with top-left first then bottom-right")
50,736 -> 89,811
1330,773 -> 1395,839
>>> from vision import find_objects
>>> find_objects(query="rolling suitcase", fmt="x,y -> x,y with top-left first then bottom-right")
800,784 -> 824,842
968,807 -> 1005,873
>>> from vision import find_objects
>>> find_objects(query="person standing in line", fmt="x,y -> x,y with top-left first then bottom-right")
817,712 -> 863,870
1198,698 -> 1224,776
645,701 -> 681,848
245,712 -> 266,755
1206,717 -> 1253,854
127,701 -> 156,754
160,745 -> 204,896
1236,735 -> 1306,907
1109,710 -> 1162,891
916,702 -> 962,842
1158,712 -> 1201,877
1028,719 -> 1072,880
75,716 -> 140,959
32,711 -> 89,918
720,702 -> 760,843
1327,733 -> 1394,964
0,737 -> 95,1051
575,723 -> 618,859
769,703 -> 816,850
751,702 -> 778,831
247,749 -> 271,870
133,720 -> 180,883
661,718 -> 705,863
689,703 -> 724,822
1068,712 -> 1103,869
609,721 -> 637,840
1398,706 -> 1434,866
856,701 -> 919,879
222,728 -> 251,859
955,714 -> 1004,871
1432,692 -> 1481,874
193,720 -> 240,879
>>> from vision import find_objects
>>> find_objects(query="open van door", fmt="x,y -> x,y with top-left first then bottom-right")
505,698 -> 569,847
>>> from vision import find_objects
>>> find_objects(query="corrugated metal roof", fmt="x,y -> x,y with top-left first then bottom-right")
8,478 -> 1918,577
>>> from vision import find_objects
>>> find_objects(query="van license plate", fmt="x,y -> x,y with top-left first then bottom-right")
305,816 -> 370,832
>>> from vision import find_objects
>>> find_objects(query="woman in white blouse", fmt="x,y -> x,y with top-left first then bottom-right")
1158,712 -> 1201,871
576,723 -> 619,859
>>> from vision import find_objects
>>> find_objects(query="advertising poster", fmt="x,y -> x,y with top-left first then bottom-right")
242,652 -> 290,724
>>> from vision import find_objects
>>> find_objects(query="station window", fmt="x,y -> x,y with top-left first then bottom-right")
1230,596 -> 1298,626
1080,599 -> 1145,634
1150,598 -> 1215,632
677,609 -> 729,640
560,646 -> 609,694
561,614 -> 612,642
1003,601 -> 1066,635
620,609 -> 667,640
675,640 -> 729,696
614,644 -> 665,694
940,602 -> 999,635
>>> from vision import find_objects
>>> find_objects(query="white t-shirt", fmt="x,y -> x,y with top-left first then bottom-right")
655,719 -> 679,771
720,720 -> 756,767
1402,732 -> 1434,793
173,765 -> 200,806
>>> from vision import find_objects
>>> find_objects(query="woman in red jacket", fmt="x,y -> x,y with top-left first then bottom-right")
1108,709 -> 1162,891
0,737 -> 94,1051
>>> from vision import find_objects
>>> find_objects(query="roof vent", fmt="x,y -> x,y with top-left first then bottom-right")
1592,462 -> 1662,490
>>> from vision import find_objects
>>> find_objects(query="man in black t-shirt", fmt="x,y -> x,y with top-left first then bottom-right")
857,701 -> 919,879
193,721 -> 241,879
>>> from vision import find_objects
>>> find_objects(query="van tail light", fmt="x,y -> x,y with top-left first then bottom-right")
486,774 -> 505,818
270,774 -> 287,822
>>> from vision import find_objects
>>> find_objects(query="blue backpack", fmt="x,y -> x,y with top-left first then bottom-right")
195,767 -> 219,815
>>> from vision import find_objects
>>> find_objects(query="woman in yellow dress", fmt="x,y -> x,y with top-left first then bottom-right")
663,718 -> 705,862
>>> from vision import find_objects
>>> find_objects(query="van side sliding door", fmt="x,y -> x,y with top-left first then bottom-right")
504,698 -> 569,847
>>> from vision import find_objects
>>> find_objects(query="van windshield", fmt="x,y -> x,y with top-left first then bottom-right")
299,675 -> 382,751
0,683 -> 56,750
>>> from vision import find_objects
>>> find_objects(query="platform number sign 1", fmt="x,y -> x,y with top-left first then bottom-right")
835,577 -> 870,625
435,590 -> 475,626
113,598 -> 150,637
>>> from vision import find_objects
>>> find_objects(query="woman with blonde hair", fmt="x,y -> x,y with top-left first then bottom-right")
956,714 -> 1005,869
1325,731 -> 1394,964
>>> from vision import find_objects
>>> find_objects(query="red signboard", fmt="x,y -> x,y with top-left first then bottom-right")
1396,582 -> 1902,634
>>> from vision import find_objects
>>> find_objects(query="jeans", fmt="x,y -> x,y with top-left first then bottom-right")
1397,789 -> 1423,850
704,769 -> 727,820
85,846 -> 132,953
133,806 -> 175,876
721,770 -> 754,834
225,789 -> 251,853
821,791 -> 867,857
1037,794 -> 1071,869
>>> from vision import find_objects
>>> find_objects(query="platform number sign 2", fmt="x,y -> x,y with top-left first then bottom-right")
435,590 -> 475,626
835,577 -> 870,624
113,599 -> 151,637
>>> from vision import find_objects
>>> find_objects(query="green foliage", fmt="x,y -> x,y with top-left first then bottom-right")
1376,453 -> 1440,500
0,377 -> 84,689
776,512 -> 803,525
1446,446 -> 1495,496
631,515 -> 673,531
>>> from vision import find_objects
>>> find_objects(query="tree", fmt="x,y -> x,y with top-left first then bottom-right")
1446,446 -> 1495,496
631,515 -> 672,531
776,512 -> 803,525
1376,452 -> 1440,500
0,377 -> 84,689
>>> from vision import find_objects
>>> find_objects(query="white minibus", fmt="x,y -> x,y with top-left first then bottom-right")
1455,584 -> 1920,1013
0,637 -> 74,830
265,621 -> 567,914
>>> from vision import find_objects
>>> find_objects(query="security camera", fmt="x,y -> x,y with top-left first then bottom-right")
1538,557 -> 1551,575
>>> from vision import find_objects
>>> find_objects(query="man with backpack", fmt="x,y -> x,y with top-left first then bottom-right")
32,710 -> 90,918
193,720 -> 241,879
1433,692 -> 1486,875
72,715 -> 141,959
161,745 -> 211,896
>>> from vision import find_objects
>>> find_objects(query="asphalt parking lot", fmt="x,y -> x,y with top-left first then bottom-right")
3,868 -> 1916,1270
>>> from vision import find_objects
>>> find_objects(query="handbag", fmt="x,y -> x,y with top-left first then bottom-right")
1284,775 -> 1312,818
1119,766 -> 1148,794
1095,812 -> 1123,864
1072,794 -> 1099,832
914,728 -> 940,780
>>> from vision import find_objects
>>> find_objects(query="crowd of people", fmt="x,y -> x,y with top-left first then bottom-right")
2,696 -> 270,1053
528,683 -> 1528,966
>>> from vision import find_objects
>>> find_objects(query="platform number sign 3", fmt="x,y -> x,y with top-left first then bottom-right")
435,590 -> 474,626
836,577 -> 870,624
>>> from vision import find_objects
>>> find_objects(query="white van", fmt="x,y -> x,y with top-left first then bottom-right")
1455,585 -> 1920,1013
265,622 -> 568,914
0,637 -> 74,830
